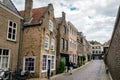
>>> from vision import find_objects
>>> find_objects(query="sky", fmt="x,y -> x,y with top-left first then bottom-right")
12,0 -> 120,44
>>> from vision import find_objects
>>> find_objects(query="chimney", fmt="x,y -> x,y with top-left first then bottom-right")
62,12 -> 65,20
24,0 -> 33,22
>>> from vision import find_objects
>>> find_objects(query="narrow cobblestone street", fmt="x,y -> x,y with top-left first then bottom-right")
54,60 -> 110,80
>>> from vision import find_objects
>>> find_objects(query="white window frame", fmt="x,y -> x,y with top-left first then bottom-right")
41,54 -> 56,72
0,48 -> 10,70
51,55 -> 55,70
7,20 -> 17,41
51,39 -> 55,51
23,56 -> 36,73
42,55 -> 47,72
44,35 -> 49,50
49,20 -> 53,32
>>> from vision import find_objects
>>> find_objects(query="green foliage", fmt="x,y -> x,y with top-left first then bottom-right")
83,55 -> 86,61
87,54 -> 91,61
89,40 -> 101,45
89,40 -> 95,45
77,61 -> 82,67
58,59 -> 66,73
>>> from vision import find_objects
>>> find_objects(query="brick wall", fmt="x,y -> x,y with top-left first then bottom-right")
106,7 -> 120,80
0,7 -> 21,71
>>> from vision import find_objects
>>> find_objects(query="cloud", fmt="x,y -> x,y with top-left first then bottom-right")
12,0 -> 120,44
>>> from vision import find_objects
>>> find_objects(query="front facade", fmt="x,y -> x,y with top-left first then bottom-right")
55,12 -> 69,72
0,0 -> 22,71
91,42 -> 103,59
68,22 -> 78,64
20,0 -> 56,78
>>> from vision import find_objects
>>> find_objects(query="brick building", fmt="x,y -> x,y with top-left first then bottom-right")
20,0 -> 57,78
68,22 -> 78,64
106,7 -> 120,80
103,40 -> 110,54
77,32 -> 84,64
55,12 -> 69,72
0,0 -> 22,71
83,37 -> 91,62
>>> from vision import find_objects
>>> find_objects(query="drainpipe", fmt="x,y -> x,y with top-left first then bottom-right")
17,19 -> 24,71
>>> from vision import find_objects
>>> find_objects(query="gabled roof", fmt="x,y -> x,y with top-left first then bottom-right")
0,0 -> 19,15
19,7 -> 48,25
92,41 -> 101,45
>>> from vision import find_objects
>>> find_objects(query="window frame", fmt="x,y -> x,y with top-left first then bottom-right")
61,38 -> 64,50
0,48 -> 10,70
51,39 -> 55,51
49,20 -> 53,32
7,20 -> 17,41
42,55 -> 47,72
41,54 -> 56,72
51,55 -> 55,70
63,25 -> 66,34
44,35 -> 49,50
23,56 -> 36,73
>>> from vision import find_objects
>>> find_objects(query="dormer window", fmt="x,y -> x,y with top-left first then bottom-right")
49,20 -> 53,32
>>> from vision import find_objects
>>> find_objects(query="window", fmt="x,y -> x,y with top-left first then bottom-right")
66,40 -> 68,51
63,25 -> 66,34
51,56 -> 55,69
42,55 -> 55,72
49,20 -> 53,31
44,35 -> 49,50
92,51 -> 94,54
96,51 -> 98,54
51,39 -> 55,51
7,20 -> 17,41
99,51 -> 101,54
92,47 -> 94,49
24,57 -> 35,72
0,49 -> 9,69
42,55 -> 47,71
61,38 -> 64,50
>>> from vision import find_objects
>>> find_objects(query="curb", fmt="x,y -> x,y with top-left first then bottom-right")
49,61 -> 92,80
29,61 -> 92,80
108,71 -> 113,80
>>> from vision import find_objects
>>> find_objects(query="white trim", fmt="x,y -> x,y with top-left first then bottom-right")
41,54 -> 56,72
7,20 -> 17,42
23,56 -> 36,73
0,4 -> 23,19
51,38 -> 55,51
49,20 -> 53,32
44,35 -> 49,50
0,48 -> 10,70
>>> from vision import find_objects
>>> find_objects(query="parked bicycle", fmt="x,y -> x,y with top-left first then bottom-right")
0,69 -> 12,80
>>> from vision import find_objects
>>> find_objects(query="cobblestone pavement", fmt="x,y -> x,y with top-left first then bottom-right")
54,60 -> 110,80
